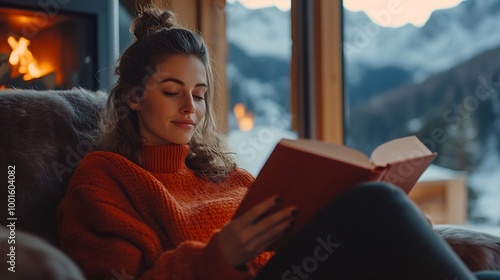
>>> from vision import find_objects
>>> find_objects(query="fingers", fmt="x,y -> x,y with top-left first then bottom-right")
238,195 -> 281,225
238,206 -> 296,255
248,215 -> 295,252
233,214 -> 294,262
217,196 -> 299,268
248,206 -> 297,238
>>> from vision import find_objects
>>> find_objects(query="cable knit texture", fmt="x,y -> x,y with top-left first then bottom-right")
57,144 -> 272,279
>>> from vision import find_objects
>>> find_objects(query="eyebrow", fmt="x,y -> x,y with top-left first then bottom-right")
160,78 -> 208,88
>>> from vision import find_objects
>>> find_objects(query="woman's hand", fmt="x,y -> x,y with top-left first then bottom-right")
217,196 -> 297,269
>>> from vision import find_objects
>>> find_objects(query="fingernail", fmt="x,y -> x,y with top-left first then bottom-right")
274,197 -> 282,204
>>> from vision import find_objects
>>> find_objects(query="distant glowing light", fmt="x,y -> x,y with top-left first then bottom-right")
233,103 -> 255,131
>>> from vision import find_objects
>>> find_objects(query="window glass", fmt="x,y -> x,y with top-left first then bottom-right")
226,0 -> 297,175
343,0 -> 500,226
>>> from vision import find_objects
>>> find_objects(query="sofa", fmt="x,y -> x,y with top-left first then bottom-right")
0,88 -> 499,279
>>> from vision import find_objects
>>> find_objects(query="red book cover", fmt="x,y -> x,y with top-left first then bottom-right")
233,136 -> 437,250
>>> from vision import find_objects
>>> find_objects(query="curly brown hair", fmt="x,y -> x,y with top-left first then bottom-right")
98,3 -> 236,182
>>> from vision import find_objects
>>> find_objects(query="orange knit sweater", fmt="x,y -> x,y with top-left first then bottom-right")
57,144 -> 271,279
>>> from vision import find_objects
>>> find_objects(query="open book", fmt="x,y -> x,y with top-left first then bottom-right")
232,135 -> 437,250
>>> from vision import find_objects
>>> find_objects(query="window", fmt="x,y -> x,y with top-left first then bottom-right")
343,0 -> 500,225
225,0 -> 297,175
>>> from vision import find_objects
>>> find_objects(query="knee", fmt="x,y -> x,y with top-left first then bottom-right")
329,181 -> 412,215
352,181 -> 405,199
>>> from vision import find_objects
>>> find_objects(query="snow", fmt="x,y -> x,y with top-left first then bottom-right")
469,135 -> 500,225
228,126 -> 297,176
418,164 -> 467,182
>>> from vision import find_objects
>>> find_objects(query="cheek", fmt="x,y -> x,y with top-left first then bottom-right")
196,103 -> 207,120
144,97 -> 171,118
142,103 -> 162,120
139,108 -> 167,131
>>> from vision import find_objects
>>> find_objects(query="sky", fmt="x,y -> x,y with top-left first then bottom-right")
343,0 -> 464,27
227,0 -> 465,27
226,0 -> 291,11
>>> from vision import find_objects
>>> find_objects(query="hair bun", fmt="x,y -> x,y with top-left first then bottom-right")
131,4 -> 178,40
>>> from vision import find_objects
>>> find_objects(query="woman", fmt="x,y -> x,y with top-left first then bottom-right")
57,4 -> 294,279
58,4 -> 494,280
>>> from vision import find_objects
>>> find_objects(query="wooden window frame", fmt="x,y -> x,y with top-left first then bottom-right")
291,0 -> 344,144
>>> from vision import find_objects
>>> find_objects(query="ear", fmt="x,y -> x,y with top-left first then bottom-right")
125,91 -> 140,111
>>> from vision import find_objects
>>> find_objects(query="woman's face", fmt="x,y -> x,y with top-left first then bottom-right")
132,55 -> 207,145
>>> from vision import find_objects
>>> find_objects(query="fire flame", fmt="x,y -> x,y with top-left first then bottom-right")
233,103 -> 255,131
8,36 -> 43,81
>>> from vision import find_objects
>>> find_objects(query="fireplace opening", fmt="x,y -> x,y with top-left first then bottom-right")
0,5 -> 97,90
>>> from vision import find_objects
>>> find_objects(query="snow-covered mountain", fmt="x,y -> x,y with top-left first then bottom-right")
226,2 -> 291,60
344,0 -> 500,82
227,0 -> 500,83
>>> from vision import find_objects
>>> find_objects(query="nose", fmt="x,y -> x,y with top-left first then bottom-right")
180,93 -> 196,114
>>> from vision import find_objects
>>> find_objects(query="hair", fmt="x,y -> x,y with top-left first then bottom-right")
98,3 -> 236,182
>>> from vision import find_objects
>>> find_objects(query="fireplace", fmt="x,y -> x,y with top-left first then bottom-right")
0,0 -> 118,91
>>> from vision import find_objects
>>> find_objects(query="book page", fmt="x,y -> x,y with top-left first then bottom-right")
370,136 -> 432,166
280,139 -> 374,169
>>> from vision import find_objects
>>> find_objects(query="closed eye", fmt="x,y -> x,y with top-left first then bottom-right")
193,95 -> 205,101
163,91 -> 179,97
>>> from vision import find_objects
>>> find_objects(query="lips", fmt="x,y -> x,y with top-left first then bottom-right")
172,119 -> 195,125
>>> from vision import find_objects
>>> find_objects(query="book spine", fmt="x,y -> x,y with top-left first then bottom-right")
369,166 -> 388,181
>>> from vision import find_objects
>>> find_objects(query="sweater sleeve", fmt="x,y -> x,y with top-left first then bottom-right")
57,179 -> 254,280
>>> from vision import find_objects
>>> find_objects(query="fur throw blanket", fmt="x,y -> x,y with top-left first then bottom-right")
434,224 -> 500,272
0,88 -> 107,244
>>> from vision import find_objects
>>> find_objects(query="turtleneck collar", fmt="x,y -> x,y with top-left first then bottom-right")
141,144 -> 190,173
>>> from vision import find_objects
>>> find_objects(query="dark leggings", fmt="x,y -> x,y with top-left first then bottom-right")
255,182 -> 479,280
